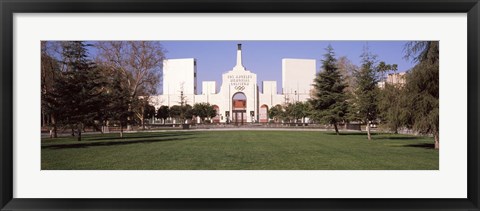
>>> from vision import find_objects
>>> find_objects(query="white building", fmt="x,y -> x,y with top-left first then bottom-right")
151,44 -> 316,124
282,58 -> 316,104
162,58 -> 197,101
386,72 -> 406,85
378,72 -> 407,89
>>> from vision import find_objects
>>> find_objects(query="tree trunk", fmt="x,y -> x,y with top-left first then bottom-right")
42,113 -> 46,127
99,122 -> 104,134
104,120 -> 110,133
366,124 -> 372,140
51,114 -> 57,138
434,131 -> 439,150
127,103 -> 132,131
120,122 -> 124,138
71,128 -> 75,136
77,124 -> 82,141
334,123 -> 339,135
141,106 -> 145,130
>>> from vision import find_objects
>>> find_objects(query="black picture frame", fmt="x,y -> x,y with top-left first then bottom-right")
1,0 -> 479,210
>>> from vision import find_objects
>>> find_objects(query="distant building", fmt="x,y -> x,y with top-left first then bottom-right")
377,81 -> 386,89
378,72 -> 407,88
386,72 -> 406,85
162,58 -> 197,95
282,58 -> 316,103
151,44 -> 316,124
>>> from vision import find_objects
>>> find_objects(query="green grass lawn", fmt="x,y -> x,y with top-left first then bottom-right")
41,130 -> 439,170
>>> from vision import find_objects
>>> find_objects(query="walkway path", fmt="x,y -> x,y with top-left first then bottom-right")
41,127 -> 365,138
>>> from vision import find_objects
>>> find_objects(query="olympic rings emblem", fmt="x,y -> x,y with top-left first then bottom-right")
235,86 -> 245,91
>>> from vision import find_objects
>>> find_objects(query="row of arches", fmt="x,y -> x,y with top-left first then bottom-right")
231,92 -> 271,124
207,92 -> 276,124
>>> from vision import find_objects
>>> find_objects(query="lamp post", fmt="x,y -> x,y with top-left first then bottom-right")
294,90 -> 297,103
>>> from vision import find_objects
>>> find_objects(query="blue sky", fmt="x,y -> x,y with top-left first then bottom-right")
160,41 -> 415,94
86,41 -> 416,94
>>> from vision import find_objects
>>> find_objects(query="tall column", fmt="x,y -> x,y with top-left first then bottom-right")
234,44 -> 246,71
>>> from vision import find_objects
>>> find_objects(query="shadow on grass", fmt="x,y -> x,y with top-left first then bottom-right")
376,136 -> 424,140
325,132 -> 426,141
87,132 -> 194,141
42,133 -> 194,150
325,132 -> 374,136
401,143 -> 435,149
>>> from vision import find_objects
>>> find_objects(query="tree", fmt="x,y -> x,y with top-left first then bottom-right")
192,103 -> 207,123
143,102 -> 156,126
377,59 -> 402,134
95,41 -> 165,129
353,47 -> 380,140
336,56 -> 358,94
404,41 -> 439,64
41,41 -> 61,138
156,105 -> 170,124
178,91 -> 190,124
268,105 -> 284,123
286,103 -> 298,123
169,105 -> 182,123
53,41 -> 108,141
283,102 -> 310,124
283,103 -> 294,123
403,41 -> 439,149
378,83 -> 408,134
192,103 -> 217,123
310,45 -> 348,135
183,104 -> 194,122
106,70 -> 132,138
353,46 -> 397,140
377,61 -> 398,80
205,105 -> 217,121
297,102 -> 312,124
138,98 -> 156,129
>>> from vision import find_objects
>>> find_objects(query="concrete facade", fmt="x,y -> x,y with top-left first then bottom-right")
386,72 -> 406,85
282,58 -> 316,104
162,58 -> 197,96
151,44 -> 316,123
378,72 -> 407,89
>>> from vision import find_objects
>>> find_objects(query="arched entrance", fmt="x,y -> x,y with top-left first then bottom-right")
232,92 -> 247,125
212,105 -> 220,123
259,104 -> 269,123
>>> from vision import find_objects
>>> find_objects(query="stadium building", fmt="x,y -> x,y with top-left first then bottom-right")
151,44 -> 316,124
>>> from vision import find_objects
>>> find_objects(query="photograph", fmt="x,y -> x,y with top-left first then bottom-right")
40,40 -> 439,170
2,0 -> 477,209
